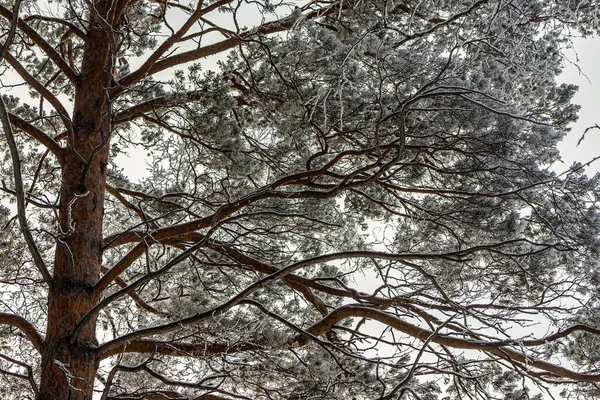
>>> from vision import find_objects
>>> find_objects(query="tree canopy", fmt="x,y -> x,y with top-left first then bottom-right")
1,0 -> 600,399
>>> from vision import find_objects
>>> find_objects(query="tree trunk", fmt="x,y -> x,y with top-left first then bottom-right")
38,17 -> 114,399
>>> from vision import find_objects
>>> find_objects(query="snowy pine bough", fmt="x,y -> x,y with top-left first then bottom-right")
0,0 -> 600,399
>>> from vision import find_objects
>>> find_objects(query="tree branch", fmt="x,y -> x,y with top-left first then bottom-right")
116,0 -> 231,92
0,181 -> 58,209
8,113 -> 64,163
0,312 -> 44,352
115,3 -> 338,94
99,338 -> 261,359
96,186 -> 289,294
0,99 -> 53,284
92,237 -> 560,353
23,14 -> 86,39
290,304 -> 600,383
101,171 -> 326,250
90,247 -> 453,349
0,5 -> 78,82
0,0 -> 53,285
0,353 -> 38,396
113,90 -> 217,125
100,142 -> 409,250
100,266 -> 168,317
4,52 -> 73,134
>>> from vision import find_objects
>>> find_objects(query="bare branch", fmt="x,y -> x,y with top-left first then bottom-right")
8,113 -> 64,163
289,304 -> 600,383
0,5 -> 78,82
0,0 -> 53,285
0,312 -> 44,352
23,14 -> 86,39
115,3 -> 338,94
99,338 -> 261,360
92,245 -> 493,350
100,266 -> 168,317
116,0 -> 231,92
4,52 -> 73,134
0,353 -> 38,396
113,90 -> 218,125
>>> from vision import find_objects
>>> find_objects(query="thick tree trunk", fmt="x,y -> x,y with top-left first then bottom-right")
38,142 -> 107,399
38,15 -> 115,399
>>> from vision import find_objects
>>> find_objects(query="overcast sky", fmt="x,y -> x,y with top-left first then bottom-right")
557,36 -> 600,174
114,33 -> 600,182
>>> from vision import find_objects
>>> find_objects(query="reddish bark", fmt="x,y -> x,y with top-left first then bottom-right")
38,11 -> 115,399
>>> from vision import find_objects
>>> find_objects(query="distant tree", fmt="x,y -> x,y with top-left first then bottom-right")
1,0 -> 600,399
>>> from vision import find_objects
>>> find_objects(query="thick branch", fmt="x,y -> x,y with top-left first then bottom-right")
8,113 -> 64,163
92,245 -> 491,351
23,14 -> 86,39
4,52 -> 73,133
115,4 -> 337,94
113,90 -> 215,125
99,338 -> 261,359
116,0 -> 232,92
0,312 -> 44,352
293,305 -> 600,383
0,0 -> 53,285
0,5 -> 77,82
99,301 -> 600,385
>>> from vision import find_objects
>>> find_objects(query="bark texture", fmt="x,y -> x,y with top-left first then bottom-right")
38,12 -> 114,399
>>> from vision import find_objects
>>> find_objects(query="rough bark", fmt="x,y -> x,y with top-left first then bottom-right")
38,13 -> 114,400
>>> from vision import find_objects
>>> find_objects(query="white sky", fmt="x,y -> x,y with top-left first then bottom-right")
0,8 -> 598,398
115,32 -> 600,182
557,36 -> 600,174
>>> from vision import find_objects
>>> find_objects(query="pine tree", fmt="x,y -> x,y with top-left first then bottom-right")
0,1 -> 600,399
